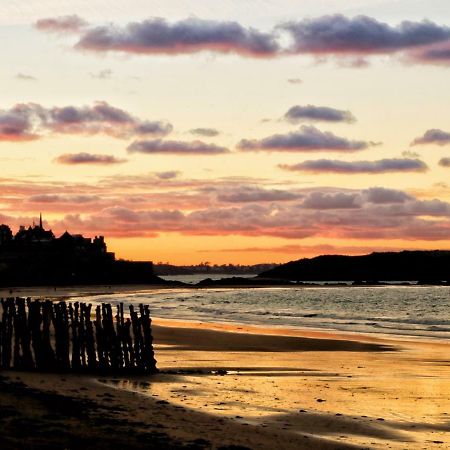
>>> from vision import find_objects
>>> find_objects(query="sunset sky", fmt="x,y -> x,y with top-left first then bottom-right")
2,0 -> 450,264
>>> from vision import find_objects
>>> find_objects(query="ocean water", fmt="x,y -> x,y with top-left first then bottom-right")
71,280 -> 450,340
159,274 -> 257,284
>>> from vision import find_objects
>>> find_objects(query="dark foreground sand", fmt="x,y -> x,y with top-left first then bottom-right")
1,319 -> 450,449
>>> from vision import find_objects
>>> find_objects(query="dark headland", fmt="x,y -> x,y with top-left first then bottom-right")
257,250 -> 450,283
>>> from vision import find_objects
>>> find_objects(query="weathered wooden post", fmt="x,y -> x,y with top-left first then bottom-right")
69,303 -> 81,370
29,299 -> 44,369
140,304 -> 157,373
18,298 -> 34,369
42,301 -> 56,370
0,298 -> 157,374
129,305 -> 143,371
84,303 -> 97,370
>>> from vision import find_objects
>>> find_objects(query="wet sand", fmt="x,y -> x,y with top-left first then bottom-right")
1,319 -> 450,449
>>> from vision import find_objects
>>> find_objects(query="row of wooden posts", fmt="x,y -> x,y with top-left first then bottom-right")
0,298 -> 157,373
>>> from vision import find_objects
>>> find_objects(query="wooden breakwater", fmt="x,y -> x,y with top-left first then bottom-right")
0,298 -> 157,374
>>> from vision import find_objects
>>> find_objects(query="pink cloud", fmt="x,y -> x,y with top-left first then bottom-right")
0,102 -> 172,142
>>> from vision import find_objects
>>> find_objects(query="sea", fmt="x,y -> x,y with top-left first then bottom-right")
72,274 -> 450,340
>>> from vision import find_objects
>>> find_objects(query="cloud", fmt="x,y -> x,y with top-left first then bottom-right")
36,14 -> 450,67
35,15 -> 88,34
127,139 -> 230,155
3,174 -> 450,242
75,18 -> 279,57
363,187 -> 414,204
190,127 -> 220,137
439,157 -> 450,167
281,15 -> 450,55
280,158 -> 428,174
301,191 -> 361,209
133,121 -> 173,137
55,153 -> 127,165
413,43 -> 450,65
402,150 -> 420,158
287,78 -> 302,84
238,126 -> 372,152
49,188 -> 450,241
47,102 -> 172,138
28,194 -> 99,203
15,73 -> 37,81
0,104 -> 39,142
155,171 -> 180,179
411,129 -> 450,146
0,101 -> 172,142
284,105 -> 356,123
90,69 -> 113,79
217,186 -> 300,203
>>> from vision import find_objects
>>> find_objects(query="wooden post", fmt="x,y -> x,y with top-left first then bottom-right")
29,300 -> 44,369
42,301 -> 56,370
0,298 -> 157,375
129,305 -> 143,371
84,304 -> 97,370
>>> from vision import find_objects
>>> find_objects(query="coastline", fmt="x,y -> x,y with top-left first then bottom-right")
0,279 -> 447,301
1,317 -> 449,449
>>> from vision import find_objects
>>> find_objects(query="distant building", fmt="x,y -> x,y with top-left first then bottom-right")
0,215 -> 162,286
0,215 -> 114,260
0,224 -> 13,245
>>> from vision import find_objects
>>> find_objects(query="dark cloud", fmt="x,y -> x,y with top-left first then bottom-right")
439,157 -> 450,167
190,128 -> 220,137
155,171 -> 180,179
280,158 -> 428,173
133,121 -> 173,137
36,14 -> 450,67
75,18 -> 279,57
398,199 -> 450,217
48,102 -> 172,138
284,105 -> 356,123
15,73 -> 37,81
217,186 -> 300,203
35,15 -> 88,34
411,129 -> 450,146
301,191 -> 361,209
55,153 -> 127,165
238,126 -> 372,152
281,15 -> 450,55
363,187 -> 413,204
0,102 -> 172,141
414,45 -> 450,64
0,104 -> 40,141
127,139 -> 229,155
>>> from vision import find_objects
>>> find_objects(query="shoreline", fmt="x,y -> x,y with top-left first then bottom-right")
1,319 -> 449,449
0,279 -> 448,298
1,284 -> 449,344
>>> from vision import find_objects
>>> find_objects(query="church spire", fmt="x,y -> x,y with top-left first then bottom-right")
39,213 -> 43,229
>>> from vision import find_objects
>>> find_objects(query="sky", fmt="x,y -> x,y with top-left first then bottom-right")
1,0 -> 450,264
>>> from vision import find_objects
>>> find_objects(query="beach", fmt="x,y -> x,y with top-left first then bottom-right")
1,315 -> 449,449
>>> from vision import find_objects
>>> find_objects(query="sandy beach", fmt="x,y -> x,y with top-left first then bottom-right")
1,316 -> 449,449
